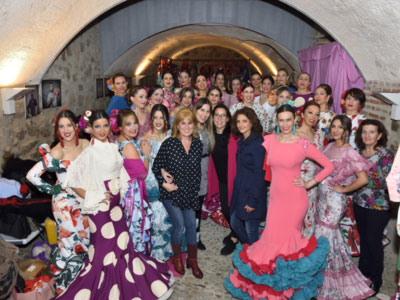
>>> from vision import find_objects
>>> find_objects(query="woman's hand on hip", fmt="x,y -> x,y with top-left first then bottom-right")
244,205 -> 255,213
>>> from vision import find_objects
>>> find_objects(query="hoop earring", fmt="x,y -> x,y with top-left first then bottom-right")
75,128 -> 80,146
57,131 -> 64,147
276,123 -> 280,134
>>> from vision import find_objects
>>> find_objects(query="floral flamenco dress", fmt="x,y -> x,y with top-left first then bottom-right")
301,131 -> 324,239
57,138 -> 173,300
116,140 -> 153,256
141,137 -> 173,261
27,144 -> 89,295
314,143 -> 374,300
225,135 -> 333,300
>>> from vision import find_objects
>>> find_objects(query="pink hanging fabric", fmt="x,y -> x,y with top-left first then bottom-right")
298,42 -> 364,114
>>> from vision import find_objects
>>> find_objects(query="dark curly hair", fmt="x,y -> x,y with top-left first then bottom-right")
355,119 -> 388,150
344,88 -> 366,108
231,107 -> 262,138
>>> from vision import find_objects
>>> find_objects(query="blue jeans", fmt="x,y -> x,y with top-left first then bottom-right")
163,200 -> 196,245
230,210 -> 260,245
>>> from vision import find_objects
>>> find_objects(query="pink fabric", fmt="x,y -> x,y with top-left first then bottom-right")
205,155 -> 219,206
387,147 -> 400,202
298,42 -> 364,114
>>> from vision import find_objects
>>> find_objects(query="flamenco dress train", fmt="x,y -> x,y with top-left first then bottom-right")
314,143 -> 374,300
225,135 -> 333,300
57,138 -> 173,300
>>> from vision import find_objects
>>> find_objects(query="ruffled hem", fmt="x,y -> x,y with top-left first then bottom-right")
317,265 -> 374,300
225,237 -> 329,300
240,236 -> 319,275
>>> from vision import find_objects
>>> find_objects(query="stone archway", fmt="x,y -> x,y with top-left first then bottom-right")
2,0 -> 400,87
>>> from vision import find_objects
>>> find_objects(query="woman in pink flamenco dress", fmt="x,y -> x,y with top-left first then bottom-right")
314,115 -> 374,300
225,104 -> 334,300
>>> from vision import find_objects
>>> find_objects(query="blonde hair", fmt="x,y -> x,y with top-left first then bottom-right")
171,107 -> 199,140
192,98 -> 215,152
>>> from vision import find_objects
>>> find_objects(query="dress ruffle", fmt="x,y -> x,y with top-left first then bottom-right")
224,237 -> 329,300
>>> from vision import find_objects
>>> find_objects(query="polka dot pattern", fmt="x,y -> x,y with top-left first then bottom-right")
88,217 -> 96,233
98,271 -> 104,289
110,206 -> 123,222
101,222 -> 115,239
125,268 -> 134,283
151,280 -> 168,297
74,289 -> 91,300
104,251 -> 117,266
117,231 -> 129,250
99,200 -> 109,212
132,257 -> 145,275
146,259 -> 157,269
80,264 -> 92,277
152,137 -> 203,210
88,245 -> 94,262
108,284 -> 120,300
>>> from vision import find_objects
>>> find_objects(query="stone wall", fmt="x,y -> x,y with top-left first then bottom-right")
363,81 -> 400,152
0,23 -> 108,171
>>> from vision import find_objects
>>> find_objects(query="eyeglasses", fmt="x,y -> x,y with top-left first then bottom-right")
214,114 -> 227,118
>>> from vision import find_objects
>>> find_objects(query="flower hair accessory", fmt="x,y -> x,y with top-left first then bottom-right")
278,100 -> 295,108
106,77 -> 115,92
78,110 -> 92,134
109,109 -> 120,134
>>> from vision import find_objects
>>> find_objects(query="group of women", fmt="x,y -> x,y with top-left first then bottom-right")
25,68 -> 398,300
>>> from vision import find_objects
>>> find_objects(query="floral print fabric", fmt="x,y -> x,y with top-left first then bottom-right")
27,144 -> 89,295
353,147 -> 394,210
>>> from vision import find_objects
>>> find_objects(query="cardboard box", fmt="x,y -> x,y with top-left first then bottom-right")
18,259 -> 46,281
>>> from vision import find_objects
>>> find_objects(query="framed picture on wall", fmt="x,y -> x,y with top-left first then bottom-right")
25,85 -> 40,118
42,80 -> 61,109
96,78 -> 104,98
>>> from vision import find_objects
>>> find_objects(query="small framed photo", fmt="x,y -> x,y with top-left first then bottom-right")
25,85 -> 40,118
96,78 -> 104,98
42,80 -> 61,109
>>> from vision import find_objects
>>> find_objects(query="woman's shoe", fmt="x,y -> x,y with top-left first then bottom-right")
186,244 -> 203,279
171,243 -> 185,275
369,281 -> 381,296
220,239 -> 237,256
222,233 -> 232,245
197,239 -> 206,251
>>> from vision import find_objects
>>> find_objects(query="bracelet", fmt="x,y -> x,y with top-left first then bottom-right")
143,154 -> 149,160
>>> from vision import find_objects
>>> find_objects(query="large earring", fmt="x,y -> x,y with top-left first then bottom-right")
276,123 -> 280,134
75,127 -> 80,145
57,131 -> 64,147
292,123 -> 297,134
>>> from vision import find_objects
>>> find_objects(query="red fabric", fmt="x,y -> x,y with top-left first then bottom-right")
240,236 -> 318,275
227,134 -> 239,206
262,152 -> 272,182
205,155 -> 219,206
19,184 -> 29,197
